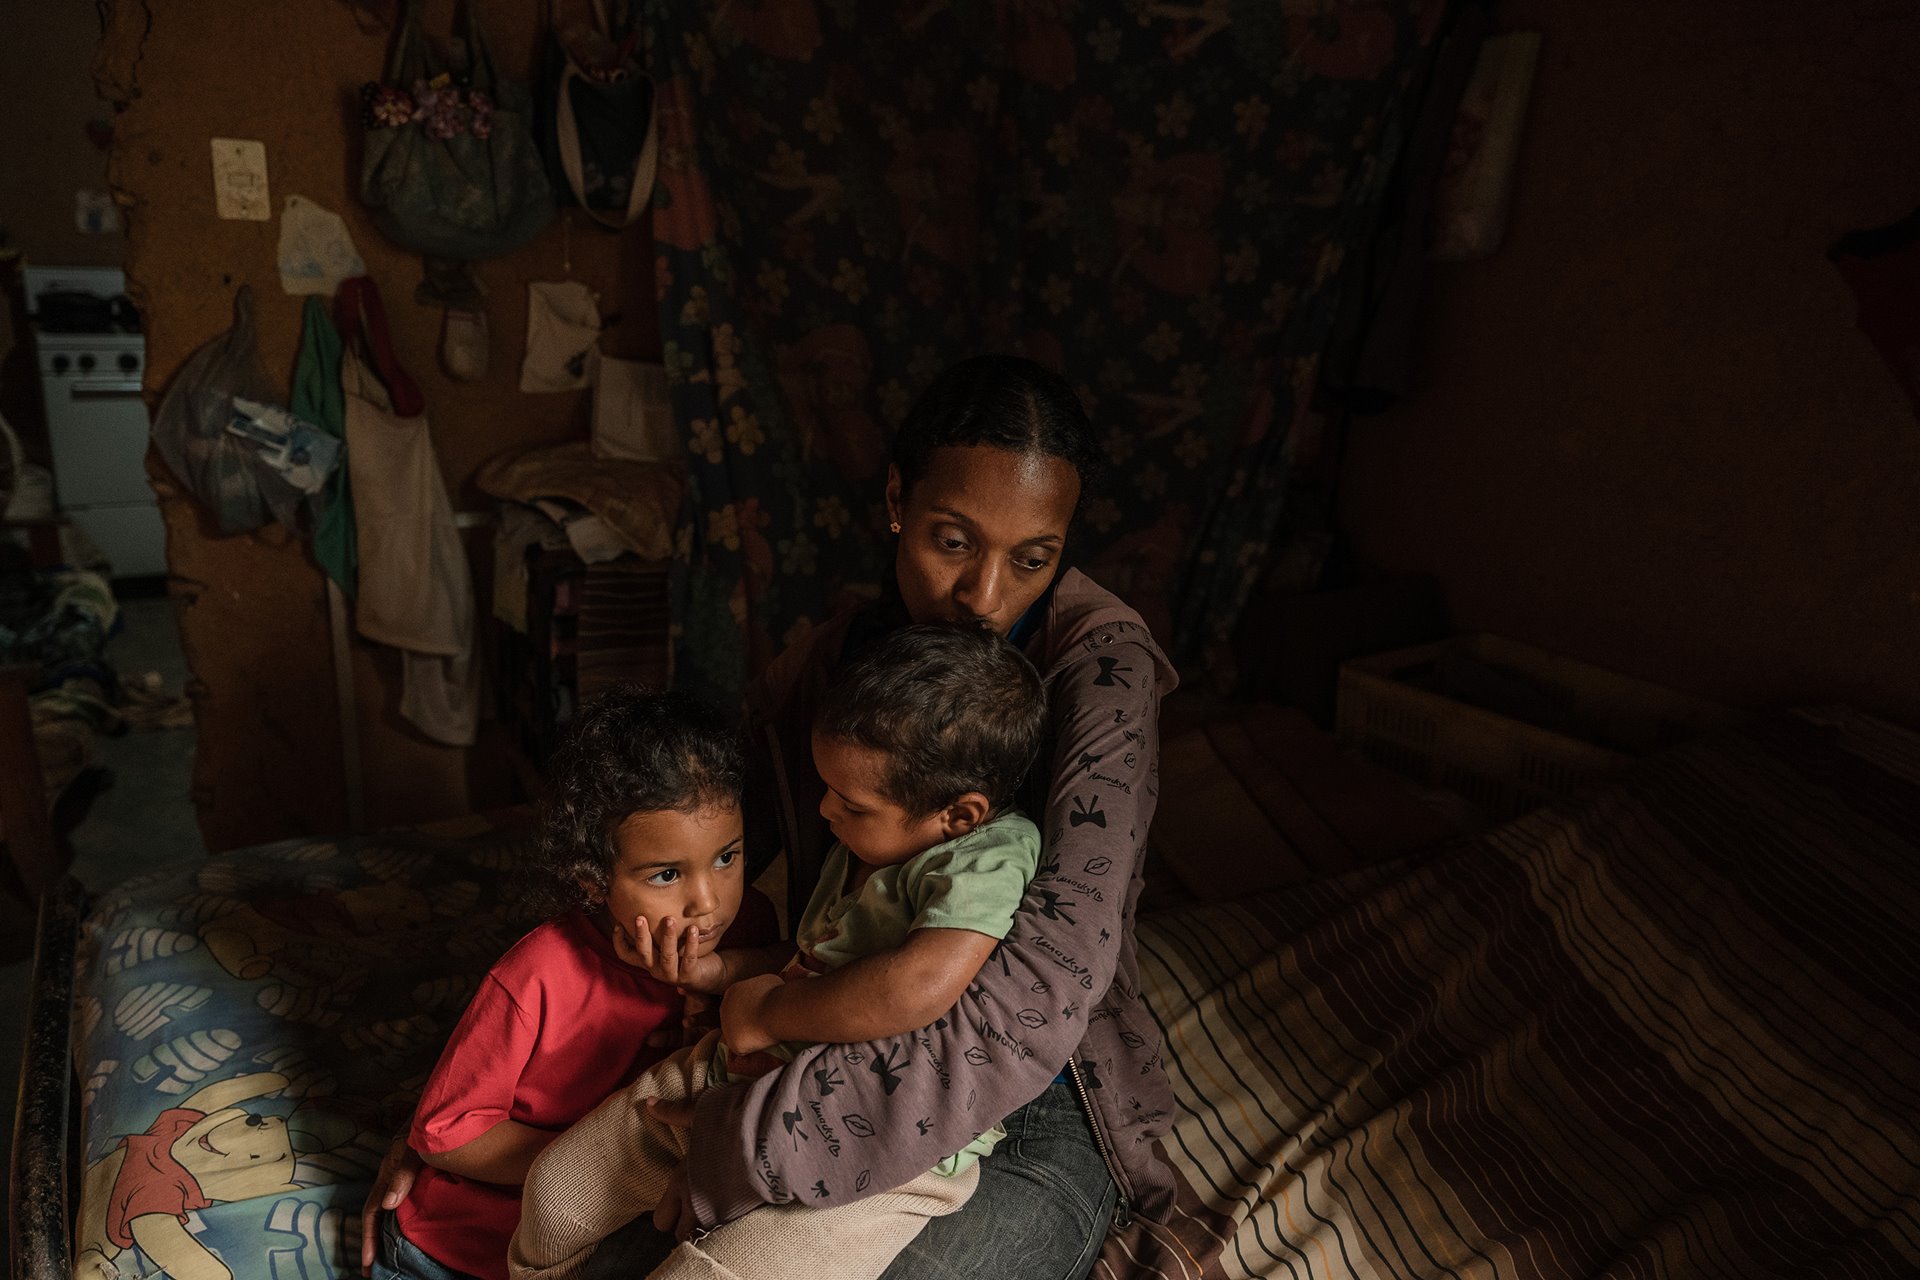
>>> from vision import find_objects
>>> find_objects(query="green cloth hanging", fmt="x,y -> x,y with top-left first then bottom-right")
293,296 -> 356,597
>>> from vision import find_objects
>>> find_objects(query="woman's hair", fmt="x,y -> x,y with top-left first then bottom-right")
536,685 -> 743,910
816,623 -> 1048,817
891,354 -> 1100,502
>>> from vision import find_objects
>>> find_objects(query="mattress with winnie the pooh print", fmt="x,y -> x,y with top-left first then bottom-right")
67,812 -> 542,1280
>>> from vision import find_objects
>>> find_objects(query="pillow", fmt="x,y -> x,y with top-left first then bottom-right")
1151,706 -> 1461,901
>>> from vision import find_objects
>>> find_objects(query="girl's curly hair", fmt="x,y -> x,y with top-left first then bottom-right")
535,685 -> 743,913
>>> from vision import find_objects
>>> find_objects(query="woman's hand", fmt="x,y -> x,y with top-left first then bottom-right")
719,974 -> 784,1054
644,1098 -> 699,1239
359,1137 -> 423,1275
613,913 -> 729,993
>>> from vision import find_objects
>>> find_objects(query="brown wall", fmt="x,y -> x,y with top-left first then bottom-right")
0,4 -> 125,467
0,4 -> 122,269
1339,0 -> 1920,723
97,0 -> 659,850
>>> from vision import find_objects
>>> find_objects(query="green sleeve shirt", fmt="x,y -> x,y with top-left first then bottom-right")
794,813 -> 1042,972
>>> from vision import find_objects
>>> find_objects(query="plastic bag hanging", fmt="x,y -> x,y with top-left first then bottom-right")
150,286 -> 309,535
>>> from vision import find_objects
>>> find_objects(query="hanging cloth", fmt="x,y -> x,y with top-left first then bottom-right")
335,279 -> 479,747
292,297 -> 357,597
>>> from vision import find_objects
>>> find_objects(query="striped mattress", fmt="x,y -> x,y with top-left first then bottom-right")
1109,707 -> 1920,1279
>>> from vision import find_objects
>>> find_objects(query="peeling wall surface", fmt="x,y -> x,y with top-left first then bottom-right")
99,0 -> 659,850
1339,0 -> 1920,722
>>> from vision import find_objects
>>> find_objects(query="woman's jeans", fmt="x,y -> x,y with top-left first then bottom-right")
587,1080 -> 1118,1280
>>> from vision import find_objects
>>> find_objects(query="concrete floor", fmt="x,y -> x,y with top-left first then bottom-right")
3,595 -> 206,1267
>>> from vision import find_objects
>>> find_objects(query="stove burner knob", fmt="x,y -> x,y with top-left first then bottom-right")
78,353 -> 97,373
118,352 -> 139,373
51,355 -> 70,375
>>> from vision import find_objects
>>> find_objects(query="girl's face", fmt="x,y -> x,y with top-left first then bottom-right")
887,445 -> 1081,635
596,804 -> 745,959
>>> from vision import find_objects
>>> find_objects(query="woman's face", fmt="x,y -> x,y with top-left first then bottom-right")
887,445 -> 1080,635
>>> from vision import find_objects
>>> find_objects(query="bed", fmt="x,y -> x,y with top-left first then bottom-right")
12,708 -> 1920,1279
1100,706 -> 1920,1278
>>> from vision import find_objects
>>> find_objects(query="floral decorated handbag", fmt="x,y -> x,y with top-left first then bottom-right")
359,0 -> 554,261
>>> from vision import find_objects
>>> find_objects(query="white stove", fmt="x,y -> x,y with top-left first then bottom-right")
24,266 -> 166,578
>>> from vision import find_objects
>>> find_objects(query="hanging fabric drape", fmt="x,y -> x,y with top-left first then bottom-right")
643,3 -> 1458,700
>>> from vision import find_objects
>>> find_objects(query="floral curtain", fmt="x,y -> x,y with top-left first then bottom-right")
640,0 -> 1454,701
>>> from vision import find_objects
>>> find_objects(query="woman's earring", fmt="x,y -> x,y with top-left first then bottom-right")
889,520 -> 901,534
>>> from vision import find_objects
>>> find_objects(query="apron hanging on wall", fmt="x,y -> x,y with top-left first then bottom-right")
336,278 -> 480,748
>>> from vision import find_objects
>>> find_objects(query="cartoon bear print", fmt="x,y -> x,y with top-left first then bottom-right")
74,1071 -> 298,1280
199,882 -> 430,984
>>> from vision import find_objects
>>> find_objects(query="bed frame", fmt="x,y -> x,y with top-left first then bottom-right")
10,876 -> 84,1280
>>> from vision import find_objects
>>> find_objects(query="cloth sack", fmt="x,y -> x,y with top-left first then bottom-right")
519,280 -> 602,392
358,0 -> 554,261
536,0 -> 657,228
338,294 -> 479,747
150,286 -> 308,534
591,356 -> 675,461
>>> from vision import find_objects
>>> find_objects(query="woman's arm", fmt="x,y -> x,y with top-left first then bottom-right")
683,636 -> 1161,1226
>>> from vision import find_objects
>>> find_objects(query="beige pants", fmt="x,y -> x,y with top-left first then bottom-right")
511,1033 -> 977,1280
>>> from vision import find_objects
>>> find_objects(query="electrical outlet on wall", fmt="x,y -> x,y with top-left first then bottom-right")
210,139 -> 271,221
75,190 -> 121,235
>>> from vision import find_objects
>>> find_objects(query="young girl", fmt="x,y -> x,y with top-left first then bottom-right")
373,688 -> 775,1280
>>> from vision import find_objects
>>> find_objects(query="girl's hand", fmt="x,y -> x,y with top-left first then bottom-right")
359,1138 -> 423,1274
614,914 -> 730,993
719,973 -> 784,1054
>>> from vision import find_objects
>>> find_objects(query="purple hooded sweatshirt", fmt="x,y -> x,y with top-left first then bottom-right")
683,568 -> 1181,1232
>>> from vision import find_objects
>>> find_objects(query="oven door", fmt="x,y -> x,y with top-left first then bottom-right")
43,374 -> 153,508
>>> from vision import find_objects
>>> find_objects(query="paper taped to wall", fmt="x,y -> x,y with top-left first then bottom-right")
277,196 -> 366,295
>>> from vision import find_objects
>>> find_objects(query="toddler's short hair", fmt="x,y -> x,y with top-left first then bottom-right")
816,624 -> 1047,817
538,686 -> 742,909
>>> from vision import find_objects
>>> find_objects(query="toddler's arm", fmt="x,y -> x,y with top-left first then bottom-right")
721,927 -> 996,1052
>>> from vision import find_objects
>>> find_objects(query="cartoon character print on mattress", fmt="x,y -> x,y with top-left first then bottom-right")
75,1072 -> 299,1280
70,821 -> 543,1280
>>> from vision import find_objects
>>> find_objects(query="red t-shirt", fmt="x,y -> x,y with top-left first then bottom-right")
397,895 -> 776,1280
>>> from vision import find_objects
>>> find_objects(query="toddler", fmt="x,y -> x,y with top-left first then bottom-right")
511,623 -> 1048,1280
374,689 -> 776,1280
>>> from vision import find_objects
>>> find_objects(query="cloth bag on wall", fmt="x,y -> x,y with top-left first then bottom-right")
336,281 -> 479,747
519,280 -> 602,392
358,0 -> 554,262
536,0 -> 657,228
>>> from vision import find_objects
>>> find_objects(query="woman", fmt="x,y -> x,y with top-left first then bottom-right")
365,355 -> 1178,1279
